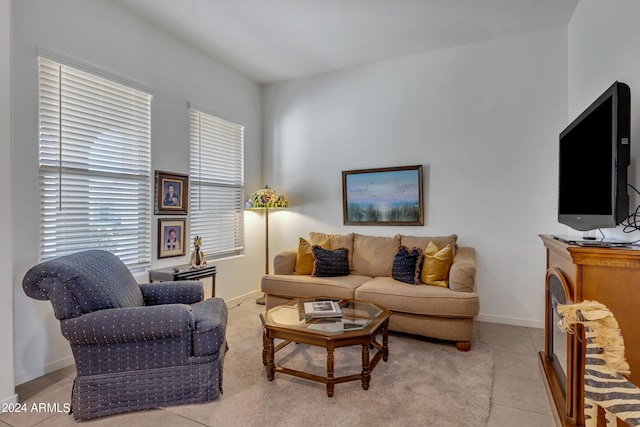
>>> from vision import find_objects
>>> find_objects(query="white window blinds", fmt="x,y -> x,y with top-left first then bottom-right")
38,57 -> 152,271
189,109 -> 245,258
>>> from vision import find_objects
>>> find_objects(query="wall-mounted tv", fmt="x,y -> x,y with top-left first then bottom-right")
558,81 -> 630,231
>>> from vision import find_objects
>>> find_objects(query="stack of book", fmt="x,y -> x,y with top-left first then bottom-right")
303,300 -> 343,319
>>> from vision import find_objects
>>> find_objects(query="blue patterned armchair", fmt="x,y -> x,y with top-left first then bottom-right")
22,250 -> 228,420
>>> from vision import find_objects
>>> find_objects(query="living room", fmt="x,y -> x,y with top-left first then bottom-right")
2,0 -> 640,425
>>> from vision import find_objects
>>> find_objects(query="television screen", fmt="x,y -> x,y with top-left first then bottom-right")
558,81 -> 630,231
559,98 -> 613,216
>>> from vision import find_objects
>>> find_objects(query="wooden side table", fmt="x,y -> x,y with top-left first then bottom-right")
148,264 -> 217,297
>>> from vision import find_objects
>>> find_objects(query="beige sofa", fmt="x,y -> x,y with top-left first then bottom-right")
261,232 -> 479,351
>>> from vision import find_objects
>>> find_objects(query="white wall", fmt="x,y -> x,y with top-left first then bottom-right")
568,0 -> 640,242
1,0 -> 17,406
11,0 -> 264,384
262,26 -> 570,328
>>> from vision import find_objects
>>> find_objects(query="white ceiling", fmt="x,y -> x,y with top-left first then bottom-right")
113,0 -> 578,84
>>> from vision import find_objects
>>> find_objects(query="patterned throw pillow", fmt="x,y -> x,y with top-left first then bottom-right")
421,241 -> 453,287
295,237 -> 330,275
392,246 -> 424,285
311,246 -> 350,277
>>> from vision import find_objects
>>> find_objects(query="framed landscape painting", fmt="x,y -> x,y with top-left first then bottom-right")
342,165 -> 423,226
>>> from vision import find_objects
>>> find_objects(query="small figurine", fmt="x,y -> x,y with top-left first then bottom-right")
189,236 -> 207,269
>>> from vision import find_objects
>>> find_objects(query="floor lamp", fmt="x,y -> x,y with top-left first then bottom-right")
245,185 -> 289,305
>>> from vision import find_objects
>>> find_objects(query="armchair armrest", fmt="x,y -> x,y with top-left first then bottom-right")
60,304 -> 194,345
274,250 -> 297,275
449,246 -> 476,293
139,281 -> 203,305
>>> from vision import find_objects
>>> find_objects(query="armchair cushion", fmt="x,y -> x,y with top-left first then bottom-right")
139,281 -> 203,305
60,304 -> 194,345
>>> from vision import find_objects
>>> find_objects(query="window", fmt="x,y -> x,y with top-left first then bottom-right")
189,108 -> 245,258
38,57 -> 152,270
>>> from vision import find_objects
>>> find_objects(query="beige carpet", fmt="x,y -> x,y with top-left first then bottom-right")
168,308 -> 494,427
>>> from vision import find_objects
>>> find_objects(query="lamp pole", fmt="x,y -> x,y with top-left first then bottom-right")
245,185 -> 288,305
264,207 -> 269,275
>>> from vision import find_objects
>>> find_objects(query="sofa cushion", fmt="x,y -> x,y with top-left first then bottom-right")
352,234 -> 401,277
261,274 -> 371,301
421,241 -> 453,287
311,246 -> 350,277
399,234 -> 458,257
355,277 -> 479,318
295,237 -> 330,275
391,246 -> 423,285
309,232 -> 354,268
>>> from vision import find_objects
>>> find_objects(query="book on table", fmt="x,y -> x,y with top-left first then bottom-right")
303,300 -> 343,318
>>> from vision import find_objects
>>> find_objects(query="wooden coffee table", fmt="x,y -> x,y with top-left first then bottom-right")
260,298 -> 391,397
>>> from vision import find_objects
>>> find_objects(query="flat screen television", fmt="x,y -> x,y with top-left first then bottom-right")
558,81 -> 631,231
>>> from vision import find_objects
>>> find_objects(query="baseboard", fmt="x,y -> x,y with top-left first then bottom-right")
15,356 -> 75,386
1,392 -> 18,406
477,313 -> 544,329
225,289 -> 263,308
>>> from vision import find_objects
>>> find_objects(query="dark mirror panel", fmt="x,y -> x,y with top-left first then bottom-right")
548,274 -> 568,395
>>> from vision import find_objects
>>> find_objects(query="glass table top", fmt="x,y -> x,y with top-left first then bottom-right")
263,298 -> 385,334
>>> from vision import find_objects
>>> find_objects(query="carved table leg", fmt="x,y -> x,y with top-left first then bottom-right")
327,345 -> 335,397
361,343 -> 371,390
262,328 -> 267,366
382,324 -> 389,362
266,334 -> 275,381
260,313 -> 269,367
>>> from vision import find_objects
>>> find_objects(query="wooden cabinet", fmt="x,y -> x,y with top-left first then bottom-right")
540,235 -> 640,427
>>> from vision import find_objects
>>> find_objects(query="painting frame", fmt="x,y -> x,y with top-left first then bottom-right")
342,165 -> 424,226
158,218 -> 186,259
155,170 -> 189,215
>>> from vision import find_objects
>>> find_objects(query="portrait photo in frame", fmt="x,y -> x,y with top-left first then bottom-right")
155,171 -> 189,215
158,218 -> 186,259
342,165 -> 424,226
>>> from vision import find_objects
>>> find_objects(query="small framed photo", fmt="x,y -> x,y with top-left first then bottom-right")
158,218 -> 186,259
155,170 -> 188,215
342,165 -> 424,226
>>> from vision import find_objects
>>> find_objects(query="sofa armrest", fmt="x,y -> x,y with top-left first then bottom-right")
274,250 -> 297,275
449,246 -> 476,292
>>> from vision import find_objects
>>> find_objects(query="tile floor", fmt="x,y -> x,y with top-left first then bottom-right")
0,302 -> 555,427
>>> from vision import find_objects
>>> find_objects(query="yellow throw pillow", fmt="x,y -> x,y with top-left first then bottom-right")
421,241 -> 453,287
295,237 -> 330,275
